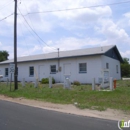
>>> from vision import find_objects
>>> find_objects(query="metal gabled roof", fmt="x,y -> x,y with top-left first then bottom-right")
0,45 -> 121,64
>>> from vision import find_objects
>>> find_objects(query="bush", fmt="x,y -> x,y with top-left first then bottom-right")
41,77 -> 55,84
73,81 -> 80,86
52,78 -> 55,84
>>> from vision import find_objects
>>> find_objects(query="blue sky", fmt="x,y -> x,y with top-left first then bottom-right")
0,0 -> 130,60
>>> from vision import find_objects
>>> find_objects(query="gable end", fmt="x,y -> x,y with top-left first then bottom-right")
104,46 -> 123,63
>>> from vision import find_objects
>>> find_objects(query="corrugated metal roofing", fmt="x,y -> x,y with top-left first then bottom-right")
0,45 -> 116,64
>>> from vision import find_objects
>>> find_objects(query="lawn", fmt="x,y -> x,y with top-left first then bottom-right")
0,80 -> 130,111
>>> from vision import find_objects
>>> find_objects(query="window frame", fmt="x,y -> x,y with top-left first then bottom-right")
116,65 -> 118,73
29,66 -> 34,77
106,63 -> 109,69
5,68 -> 8,77
79,63 -> 87,73
50,65 -> 56,74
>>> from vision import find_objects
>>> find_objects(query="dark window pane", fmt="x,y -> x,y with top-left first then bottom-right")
50,65 -> 56,73
5,68 -> 8,76
29,66 -> 34,76
79,63 -> 87,73
116,65 -> 118,73
106,63 -> 109,69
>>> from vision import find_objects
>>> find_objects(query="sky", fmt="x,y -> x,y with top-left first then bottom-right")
0,0 -> 130,60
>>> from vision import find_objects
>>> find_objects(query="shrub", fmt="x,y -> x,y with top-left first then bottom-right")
73,81 -> 80,86
52,78 -> 55,84
41,78 -> 49,84
41,77 -> 55,84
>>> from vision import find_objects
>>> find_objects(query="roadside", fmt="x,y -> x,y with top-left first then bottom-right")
0,95 -> 129,121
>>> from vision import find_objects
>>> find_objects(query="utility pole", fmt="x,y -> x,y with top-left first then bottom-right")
57,48 -> 60,71
14,0 -> 18,90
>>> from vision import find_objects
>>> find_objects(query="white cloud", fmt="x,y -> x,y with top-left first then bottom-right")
97,18 -> 130,46
44,37 -> 103,52
121,51 -> 130,59
124,12 -> 130,18
1,0 -> 130,60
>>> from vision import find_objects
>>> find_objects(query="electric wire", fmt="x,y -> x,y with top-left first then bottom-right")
20,2 -> 51,52
18,7 -> 57,51
18,14 -> 45,52
24,1 -> 130,15
0,0 -> 14,12
0,13 -> 14,22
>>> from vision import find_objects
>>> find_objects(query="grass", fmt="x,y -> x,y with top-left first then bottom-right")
0,80 -> 130,112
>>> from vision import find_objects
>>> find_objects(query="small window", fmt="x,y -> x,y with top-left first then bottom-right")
50,65 -> 56,74
79,63 -> 87,73
5,68 -> 8,77
106,63 -> 109,69
116,65 -> 118,73
29,66 -> 34,76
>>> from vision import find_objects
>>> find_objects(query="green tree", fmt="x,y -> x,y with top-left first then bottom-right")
123,58 -> 129,64
121,58 -> 130,77
0,50 -> 9,62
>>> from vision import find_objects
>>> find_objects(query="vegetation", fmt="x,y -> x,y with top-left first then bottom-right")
0,80 -> 130,112
121,58 -> 130,77
0,50 -> 9,62
73,81 -> 80,86
41,78 -> 55,84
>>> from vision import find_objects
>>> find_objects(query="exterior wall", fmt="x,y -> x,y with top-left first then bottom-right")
0,55 -> 102,84
59,56 -> 102,84
101,55 -> 121,80
0,64 -> 11,81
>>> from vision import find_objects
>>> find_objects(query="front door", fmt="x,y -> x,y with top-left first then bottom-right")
64,63 -> 71,75
39,65 -> 44,81
63,63 -> 71,83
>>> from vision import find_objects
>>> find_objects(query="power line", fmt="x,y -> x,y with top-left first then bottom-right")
20,2 -> 51,51
18,7 -> 57,51
0,13 -> 14,22
24,1 -> 130,15
17,14 -> 49,54
0,0 -> 14,12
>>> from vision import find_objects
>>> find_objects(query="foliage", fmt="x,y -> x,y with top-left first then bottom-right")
41,78 -> 55,84
121,57 -> 130,77
0,80 -> 130,112
121,64 -> 130,77
41,78 -> 48,84
73,81 -> 80,86
123,58 -> 129,64
0,50 -> 9,62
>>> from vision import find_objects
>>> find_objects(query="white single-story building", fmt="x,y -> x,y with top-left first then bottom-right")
0,45 -> 123,84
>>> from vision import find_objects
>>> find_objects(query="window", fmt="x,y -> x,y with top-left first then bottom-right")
79,63 -> 87,73
106,63 -> 109,69
29,66 -> 34,76
5,68 -> 8,77
116,65 -> 118,73
50,65 -> 56,73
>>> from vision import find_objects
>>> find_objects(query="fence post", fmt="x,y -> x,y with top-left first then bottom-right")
110,77 -> 113,90
49,76 -> 52,88
66,78 -> 71,89
22,78 -> 25,87
34,78 -> 38,88
92,78 -> 95,90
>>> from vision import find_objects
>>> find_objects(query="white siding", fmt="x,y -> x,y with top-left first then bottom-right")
101,55 -> 121,80
0,55 -> 121,83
